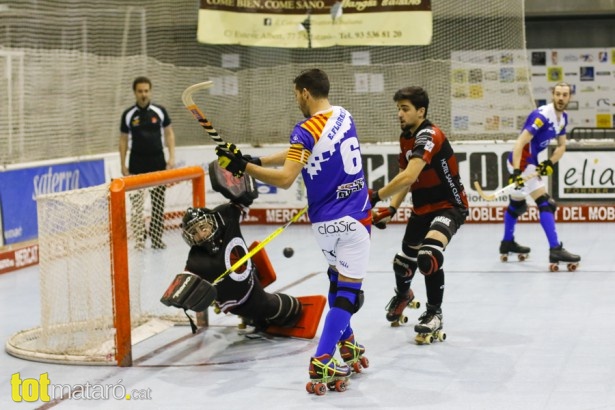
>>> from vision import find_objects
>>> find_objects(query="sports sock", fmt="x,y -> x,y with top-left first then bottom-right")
503,211 -> 517,241
425,269 -> 444,307
538,209 -> 559,248
315,281 -> 361,357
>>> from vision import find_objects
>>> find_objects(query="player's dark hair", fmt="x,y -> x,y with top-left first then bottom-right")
293,69 -> 329,99
133,76 -> 152,91
393,86 -> 429,117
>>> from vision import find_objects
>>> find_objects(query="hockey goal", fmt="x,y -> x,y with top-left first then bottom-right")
6,166 -> 205,366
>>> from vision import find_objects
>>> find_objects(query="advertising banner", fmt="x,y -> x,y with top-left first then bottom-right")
528,48 -> 615,129
197,0 -> 432,48
0,160 -> 105,245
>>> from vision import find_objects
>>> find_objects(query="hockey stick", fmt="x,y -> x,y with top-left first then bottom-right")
473,172 -> 538,201
181,81 -> 225,146
212,206 -> 308,285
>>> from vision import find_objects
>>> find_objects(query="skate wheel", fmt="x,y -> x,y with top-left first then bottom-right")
567,263 -> 578,272
334,379 -> 347,392
314,383 -> 327,396
549,263 -> 559,272
352,362 -> 362,373
438,332 -> 447,342
409,300 -> 421,309
500,254 -> 508,262
518,254 -> 527,262
306,382 -> 315,394
360,356 -> 369,369
401,315 -> 408,324
415,334 -> 432,345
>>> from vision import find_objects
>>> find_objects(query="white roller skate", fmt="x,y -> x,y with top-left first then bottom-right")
414,304 -> 446,345
306,354 -> 351,395
549,242 -> 580,272
385,288 -> 420,327
338,334 -> 369,373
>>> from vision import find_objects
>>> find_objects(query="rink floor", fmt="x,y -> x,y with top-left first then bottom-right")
1,222 -> 614,410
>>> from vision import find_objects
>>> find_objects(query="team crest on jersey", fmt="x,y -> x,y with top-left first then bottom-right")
532,118 -> 544,130
131,117 -> 140,126
224,237 -> 252,282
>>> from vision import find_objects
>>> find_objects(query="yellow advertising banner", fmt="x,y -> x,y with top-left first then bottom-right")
197,0 -> 432,48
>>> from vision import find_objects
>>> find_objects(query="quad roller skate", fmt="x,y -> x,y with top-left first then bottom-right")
385,288 -> 421,327
499,239 -> 530,262
338,334 -> 369,373
549,242 -> 580,272
306,354 -> 350,395
414,304 -> 446,345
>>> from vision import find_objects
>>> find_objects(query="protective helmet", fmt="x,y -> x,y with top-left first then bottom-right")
181,207 -> 225,254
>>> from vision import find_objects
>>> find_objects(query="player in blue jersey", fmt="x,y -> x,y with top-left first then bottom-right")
216,69 -> 371,393
501,82 -> 580,270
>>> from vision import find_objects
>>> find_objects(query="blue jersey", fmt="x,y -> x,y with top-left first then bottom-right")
286,106 -> 370,223
508,103 -> 568,170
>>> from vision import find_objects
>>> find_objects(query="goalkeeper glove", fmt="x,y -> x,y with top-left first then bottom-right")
372,206 -> 397,230
537,159 -> 554,176
508,169 -> 524,189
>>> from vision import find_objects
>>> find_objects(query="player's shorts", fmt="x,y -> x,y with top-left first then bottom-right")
311,215 -> 370,280
506,162 -> 546,200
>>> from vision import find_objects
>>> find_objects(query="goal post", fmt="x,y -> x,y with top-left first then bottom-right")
6,166 -> 206,367
109,166 -> 206,366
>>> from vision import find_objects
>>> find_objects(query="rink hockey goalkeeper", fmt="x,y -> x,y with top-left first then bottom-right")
160,162 -> 325,339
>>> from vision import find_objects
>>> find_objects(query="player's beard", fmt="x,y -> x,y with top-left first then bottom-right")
554,99 -> 568,112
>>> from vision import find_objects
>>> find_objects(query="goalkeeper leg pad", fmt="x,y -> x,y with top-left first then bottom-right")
248,241 -> 277,288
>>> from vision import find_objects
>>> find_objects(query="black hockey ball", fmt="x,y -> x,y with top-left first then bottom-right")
283,247 -> 294,258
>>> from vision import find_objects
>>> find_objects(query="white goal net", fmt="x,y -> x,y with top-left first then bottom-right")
6,168 -> 206,365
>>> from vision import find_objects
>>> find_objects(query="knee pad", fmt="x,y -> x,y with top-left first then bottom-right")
393,253 -> 417,279
334,287 -> 365,314
535,194 -> 556,213
417,238 -> 444,276
267,293 -> 302,327
506,199 -> 528,219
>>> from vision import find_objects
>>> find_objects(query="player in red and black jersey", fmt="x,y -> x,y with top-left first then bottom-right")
370,86 -> 468,343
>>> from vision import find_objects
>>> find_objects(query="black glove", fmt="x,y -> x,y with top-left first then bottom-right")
372,206 -> 397,229
243,155 -> 262,166
537,159 -> 554,176
369,189 -> 381,208
216,145 -> 248,177
508,169 -> 524,189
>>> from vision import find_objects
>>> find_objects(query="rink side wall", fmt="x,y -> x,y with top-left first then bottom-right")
1,141 -> 613,274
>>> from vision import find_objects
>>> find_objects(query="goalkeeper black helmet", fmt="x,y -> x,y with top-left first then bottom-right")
181,207 -> 225,254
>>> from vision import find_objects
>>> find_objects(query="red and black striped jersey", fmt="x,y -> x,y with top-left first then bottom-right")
398,120 -> 468,215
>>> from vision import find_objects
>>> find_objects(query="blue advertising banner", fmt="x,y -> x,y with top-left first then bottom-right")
0,160 -> 105,245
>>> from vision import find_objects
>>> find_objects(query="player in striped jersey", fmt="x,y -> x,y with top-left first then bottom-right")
370,86 -> 468,343
216,69 -> 371,391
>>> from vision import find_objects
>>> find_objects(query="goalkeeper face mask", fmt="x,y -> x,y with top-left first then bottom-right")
181,207 -> 224,254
